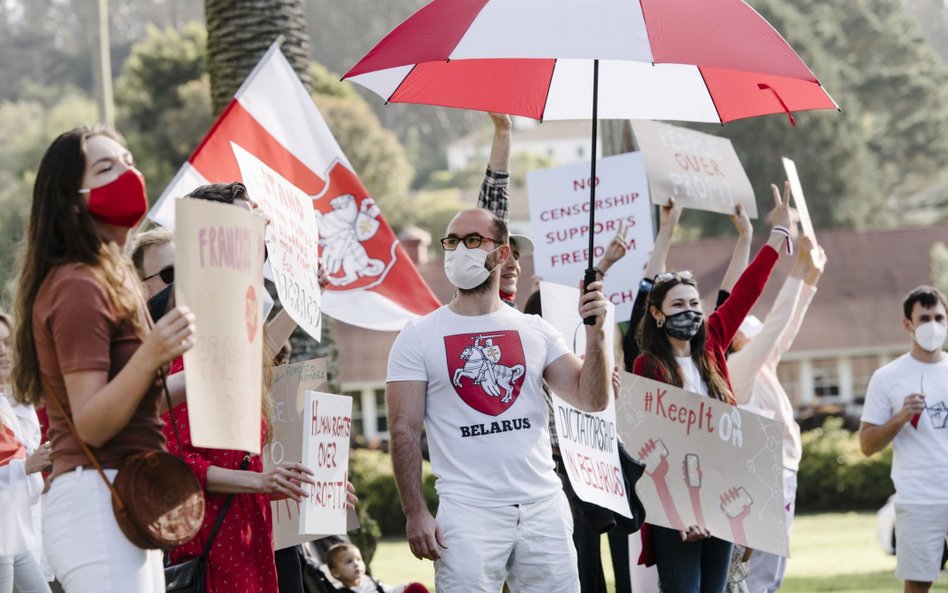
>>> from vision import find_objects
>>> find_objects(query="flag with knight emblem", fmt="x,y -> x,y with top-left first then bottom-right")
148,42 -> 441,331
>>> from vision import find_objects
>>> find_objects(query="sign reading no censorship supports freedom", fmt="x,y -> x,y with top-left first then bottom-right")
527,153 -> 654,322
175,199 -> 267,453
631,120 -> 758,219
233,142 -> 323,341
300,391 -> 352,537
540,282 -> 630,518
615,373 -> 788,557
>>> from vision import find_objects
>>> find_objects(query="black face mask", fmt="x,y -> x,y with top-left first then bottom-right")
147,283 -> 173,322
664,310 -> 703,341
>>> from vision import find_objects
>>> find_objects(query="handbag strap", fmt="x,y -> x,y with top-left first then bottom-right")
42,367 -> 182,515
201,454 -> 250,558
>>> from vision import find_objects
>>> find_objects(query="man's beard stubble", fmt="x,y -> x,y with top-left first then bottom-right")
457,253 -> 500,296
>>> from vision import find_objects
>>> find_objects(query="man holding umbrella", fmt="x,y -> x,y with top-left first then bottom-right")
385,207 -> 610,592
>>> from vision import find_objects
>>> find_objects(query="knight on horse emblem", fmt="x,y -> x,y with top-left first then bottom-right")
452,334 -> 526,404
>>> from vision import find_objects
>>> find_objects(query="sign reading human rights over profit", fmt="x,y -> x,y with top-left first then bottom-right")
527,153 -> 653,321
175,199 -> 267,453
233,142 -> 322,341
540,282 -> 630,518
300,391 -> 352,537
615,373 -> 788,556
266,360 -> 342,549
631,120 -> 757,218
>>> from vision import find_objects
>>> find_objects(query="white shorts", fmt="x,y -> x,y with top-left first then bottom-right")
434,491 -> 578,593
43,467 -> 164,593
894,502 -> 948,583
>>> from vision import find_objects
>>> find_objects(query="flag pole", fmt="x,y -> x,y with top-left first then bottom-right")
583,59 -> 600,325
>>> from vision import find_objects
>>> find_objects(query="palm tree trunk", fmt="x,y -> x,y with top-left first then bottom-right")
205,0 -> 312,114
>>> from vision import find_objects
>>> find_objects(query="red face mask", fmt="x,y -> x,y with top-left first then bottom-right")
82,168 -> 148,228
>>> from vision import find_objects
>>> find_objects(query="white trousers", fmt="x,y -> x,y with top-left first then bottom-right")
0,553 -> 51,593
43,468 -> 164,593
434,491 -> 579,593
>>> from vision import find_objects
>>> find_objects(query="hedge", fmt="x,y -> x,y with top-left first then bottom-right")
349,448 -> 439,538
796,417 -> 894,512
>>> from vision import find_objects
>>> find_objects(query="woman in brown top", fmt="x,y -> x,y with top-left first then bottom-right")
11,126 -> 195,593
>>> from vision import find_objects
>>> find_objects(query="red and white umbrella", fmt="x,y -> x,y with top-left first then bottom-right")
343,0 -> 837,123
343,0 -> 838,289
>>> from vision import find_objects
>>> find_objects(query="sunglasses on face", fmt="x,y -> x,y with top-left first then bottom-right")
653,270 -> 695,285
143,265 -> 174,285
440,234 -> 504,251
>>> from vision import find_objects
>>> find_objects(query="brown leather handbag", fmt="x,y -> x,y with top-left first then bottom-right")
45,370 -> 205,550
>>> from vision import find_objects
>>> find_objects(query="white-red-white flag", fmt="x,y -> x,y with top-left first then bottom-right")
149,43 -> 441,331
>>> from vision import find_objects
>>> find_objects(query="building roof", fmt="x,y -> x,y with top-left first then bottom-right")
334,223 -> 948,385
450,120 -> 596,151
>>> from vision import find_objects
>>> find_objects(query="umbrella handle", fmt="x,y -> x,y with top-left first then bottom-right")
583,268 -> 598,326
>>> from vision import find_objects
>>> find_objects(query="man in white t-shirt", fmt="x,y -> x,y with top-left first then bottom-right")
860,285 -> 948,593
386,208 -> 610,593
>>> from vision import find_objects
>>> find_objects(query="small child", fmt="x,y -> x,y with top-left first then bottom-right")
324,543 -> 429,593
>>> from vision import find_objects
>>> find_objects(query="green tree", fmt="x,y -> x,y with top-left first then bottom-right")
114,23 -> 212,202
0,85 -> 99,302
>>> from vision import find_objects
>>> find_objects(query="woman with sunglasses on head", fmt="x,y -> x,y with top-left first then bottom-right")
11,126 -> 195,592
632,183 -> 792,593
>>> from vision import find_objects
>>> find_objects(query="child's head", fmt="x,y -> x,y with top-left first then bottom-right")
326,543 -> 365,587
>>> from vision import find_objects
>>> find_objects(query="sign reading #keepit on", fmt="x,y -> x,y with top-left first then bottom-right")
175,199 -> 266,453
232,142 -> 323,341
615,373 -> 788,557
300,391 -> 352,537
631,120 -> 757,218
527,153 -> 653,322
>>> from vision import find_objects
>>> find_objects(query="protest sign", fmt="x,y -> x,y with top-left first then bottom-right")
780,158 -> 827,269
615,372 -> 788,556
175,199 -> 266,453
300,391 -> 352,537
540,282 -> 630,517
631,120 -> 757,218
527,153 -> 653,321
233,142 -> 322,341
267,360 -> 328,549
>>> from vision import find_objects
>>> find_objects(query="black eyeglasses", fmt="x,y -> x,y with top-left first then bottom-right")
653,270 -> 695,285
143,265 -> 174,285
440,234 -> 504,251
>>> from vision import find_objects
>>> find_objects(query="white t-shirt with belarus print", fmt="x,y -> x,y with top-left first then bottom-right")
861,353 -> 948,505
387,304 -> 572,507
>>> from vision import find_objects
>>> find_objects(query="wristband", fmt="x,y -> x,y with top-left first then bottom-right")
771,225 -> 793,255
594,266 -> 606,278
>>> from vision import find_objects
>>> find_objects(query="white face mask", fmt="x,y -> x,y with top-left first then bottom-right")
914,321 -> 948,353
444,244 -> 500,290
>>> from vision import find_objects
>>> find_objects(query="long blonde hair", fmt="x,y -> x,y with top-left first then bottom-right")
13,126 -> 144,406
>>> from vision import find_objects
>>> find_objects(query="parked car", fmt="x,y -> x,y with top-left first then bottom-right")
877,495 -> 948,566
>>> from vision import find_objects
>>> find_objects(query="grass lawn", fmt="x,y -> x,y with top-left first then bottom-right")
367,512 -> 947,592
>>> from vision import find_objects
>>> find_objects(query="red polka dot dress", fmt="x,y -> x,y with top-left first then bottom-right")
163,358 -> 277,593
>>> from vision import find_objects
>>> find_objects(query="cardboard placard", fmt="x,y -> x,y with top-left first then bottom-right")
631,120 -> 757,218
299,391 -> 352,537
233,142 -> 323,341
781,157 -> 815,240
615,373 -> 788,556
175,199 -> 266,453
266,359 -> 345,549
540,282 -> 630,518
527,153 -> 654,322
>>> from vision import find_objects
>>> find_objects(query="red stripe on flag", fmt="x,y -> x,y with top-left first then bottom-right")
700,67 -> 836,123
317,163 -> 441,317
188,99 -> 327,196
640,0 -> 816,82
390,59 -> 555,120
345,0 -> 489,77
